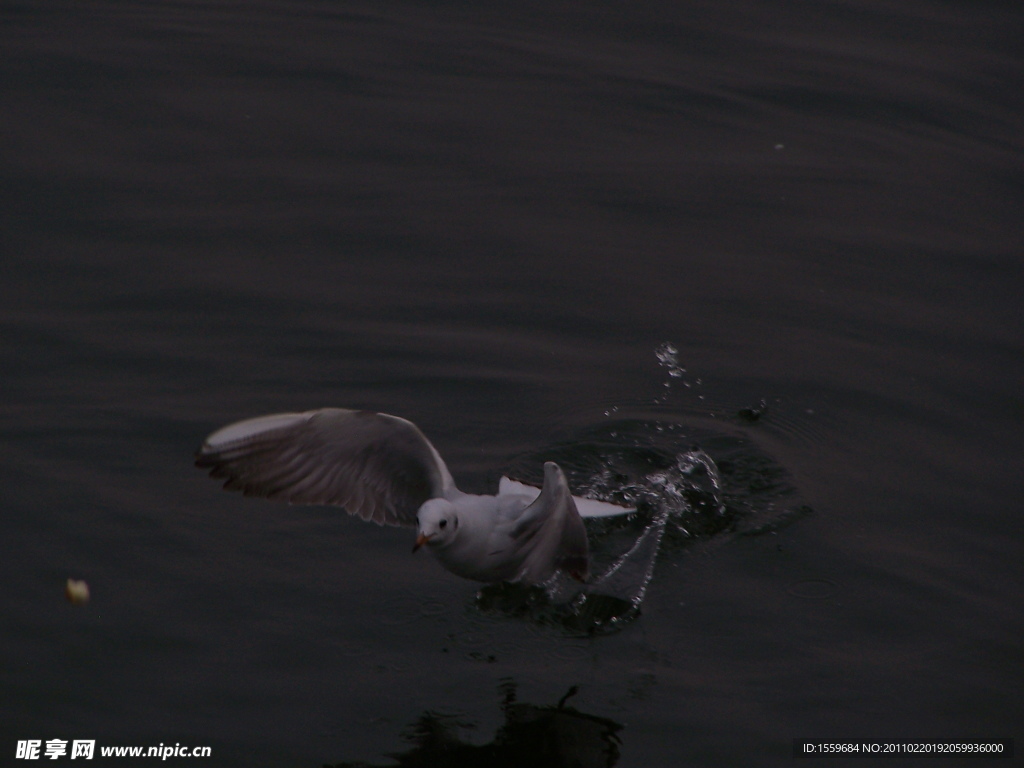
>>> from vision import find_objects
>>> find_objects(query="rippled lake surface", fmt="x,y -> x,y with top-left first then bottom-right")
2,1 -> 1022,765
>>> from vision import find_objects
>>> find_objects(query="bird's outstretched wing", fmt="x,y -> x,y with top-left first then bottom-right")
499,476 -> 635,517
195,408 -> 457,526
509,462 -> 590,583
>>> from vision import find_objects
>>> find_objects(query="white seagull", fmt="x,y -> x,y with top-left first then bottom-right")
195,408 -> 634,585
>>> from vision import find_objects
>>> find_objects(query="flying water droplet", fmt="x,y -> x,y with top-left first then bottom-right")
655,341 -> 686,379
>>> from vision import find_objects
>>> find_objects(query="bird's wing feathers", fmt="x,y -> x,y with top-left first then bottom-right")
195,408 -> 456,526
499,475 -> 635,517
509,462 -> 589,583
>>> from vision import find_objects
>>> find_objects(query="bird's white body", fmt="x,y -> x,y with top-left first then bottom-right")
417,493 -> 538,582
196,408 -> 633,585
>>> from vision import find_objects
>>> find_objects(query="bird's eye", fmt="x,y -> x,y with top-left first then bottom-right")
439,519 -> 447,529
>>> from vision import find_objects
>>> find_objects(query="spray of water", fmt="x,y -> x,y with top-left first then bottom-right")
544,448 -> 729,633
476,344 -> 809,635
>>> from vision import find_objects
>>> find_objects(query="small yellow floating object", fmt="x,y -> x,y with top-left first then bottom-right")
65,578 -> 90,604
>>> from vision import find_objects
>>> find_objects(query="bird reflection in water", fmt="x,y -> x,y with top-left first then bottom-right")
323,681 -> 622,768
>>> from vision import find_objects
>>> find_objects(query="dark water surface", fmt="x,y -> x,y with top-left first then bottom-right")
3,1 -> 1022,765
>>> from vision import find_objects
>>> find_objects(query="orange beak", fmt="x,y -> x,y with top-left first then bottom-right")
412,533 -> 431,553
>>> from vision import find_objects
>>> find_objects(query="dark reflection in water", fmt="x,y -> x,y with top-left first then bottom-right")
324,682 -> 621,768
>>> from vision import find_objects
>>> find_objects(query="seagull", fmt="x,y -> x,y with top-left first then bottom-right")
195,408 -> 634,585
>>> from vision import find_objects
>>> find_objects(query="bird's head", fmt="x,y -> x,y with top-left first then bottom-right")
414,498 -> 459,552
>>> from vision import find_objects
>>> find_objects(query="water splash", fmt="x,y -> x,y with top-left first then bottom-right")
483,419 -> 810,635
546,447 -> 730,633
653,340 -> 708,405
654,341 -> 686,379
478,345 -> 811,634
